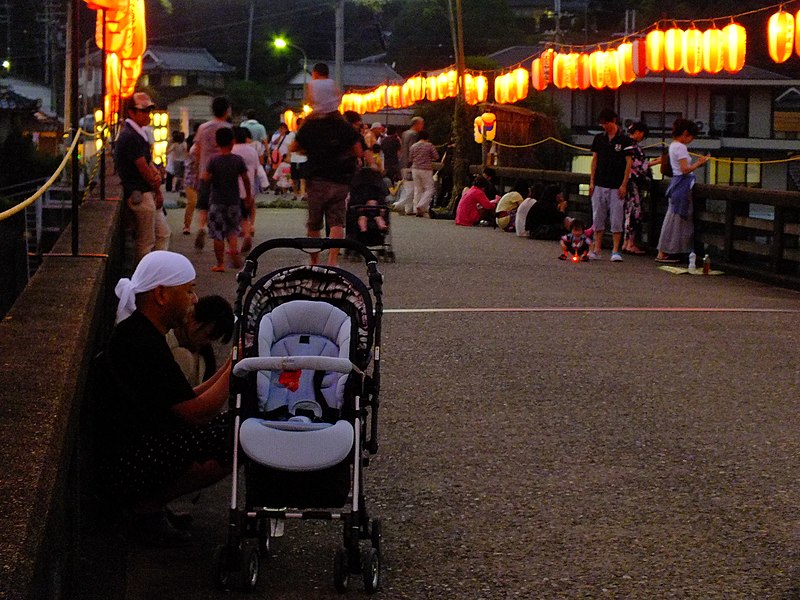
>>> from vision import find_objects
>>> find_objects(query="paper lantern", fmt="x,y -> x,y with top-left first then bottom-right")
425,75 -> 438,102
552,52 -> 568,88
446,70 -> 458,98
768,10 -> 795,63
616,42 -> 636,84
84,0 -> 128,10
722,22 -> 746,73
702,27 -> 724,74
604,50 -> 622,89
646,28 -> 665,72
436,72 -> 449,99
576,53 -> 591,90
464,73 -> 488,105
664,27 -> 685,72
531,57 -> 550,91
387,85 -> 402,108
632,38 -> 648,77
119,55 -> 141,97
683,26 -> 703,75
474,116 -> 484,143
589,50 -> 607,89
283,110 -> 297,131
408,75 -> 426,102
511,67 -> 529,101
562,52 -> 579,89
104,94 -> 121,124
481,112 -> 496,141
473,75 -> 488,104
494,73 -> 509,103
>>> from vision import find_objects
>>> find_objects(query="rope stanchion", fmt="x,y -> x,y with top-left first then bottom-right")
0,128 -> 97,222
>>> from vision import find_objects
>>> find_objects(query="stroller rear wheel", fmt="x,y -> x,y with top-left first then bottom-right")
213,544 -> 260,591
361,547 -> 381,593
370,519 -> 382,554
333,546 -> 350,593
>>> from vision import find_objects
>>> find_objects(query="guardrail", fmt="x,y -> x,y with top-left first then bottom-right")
470,166 -> 800,288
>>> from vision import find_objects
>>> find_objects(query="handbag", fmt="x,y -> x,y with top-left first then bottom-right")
660,151 -> 673,177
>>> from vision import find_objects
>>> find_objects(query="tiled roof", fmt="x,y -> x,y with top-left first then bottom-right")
0,88 -> 41,112
288,61 -> 404,89
143,46 -> 235,74
486,46 -> 541,69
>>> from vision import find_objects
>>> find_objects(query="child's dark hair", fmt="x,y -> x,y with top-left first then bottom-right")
570,219 -> 585,231
194,295 -> 234,344
215,127 -> 234,147
472,175 -> 488,190
312,62 -> 329,77
171,130 -> 185,143
233,126 -> 250,144
628,121 -> 649,137
211,96 -> 230,118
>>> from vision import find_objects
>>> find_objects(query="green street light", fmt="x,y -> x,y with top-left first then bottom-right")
273,37 -> 308,101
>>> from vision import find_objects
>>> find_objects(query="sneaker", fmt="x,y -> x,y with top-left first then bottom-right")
211,265 -> 226,273
558,254 -> 567,261
587,251 -> 601,260
611,252 -> 623,262
182,227 -> 191,235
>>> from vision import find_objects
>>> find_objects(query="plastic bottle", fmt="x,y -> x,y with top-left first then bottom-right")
688,252 -> 696,270
702,254 -> 711,275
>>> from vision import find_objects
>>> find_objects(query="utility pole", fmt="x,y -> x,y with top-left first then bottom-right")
446,0 -> 469,214
245,0 -> 254,81
334,0 -> 344,90
0,2 -> 10,73
66,0 -> 80,256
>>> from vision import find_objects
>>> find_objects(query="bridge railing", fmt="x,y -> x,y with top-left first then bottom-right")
471,166 -> 800,287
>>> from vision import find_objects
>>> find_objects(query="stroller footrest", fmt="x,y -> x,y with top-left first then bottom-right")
240,418 -> 354,472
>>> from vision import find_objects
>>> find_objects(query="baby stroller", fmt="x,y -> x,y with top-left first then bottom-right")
214,237 -> 384,593
346,167 -> 395,262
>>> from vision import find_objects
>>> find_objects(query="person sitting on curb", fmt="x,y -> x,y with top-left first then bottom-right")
98,251 -> 232,547
455,176 -> 498,226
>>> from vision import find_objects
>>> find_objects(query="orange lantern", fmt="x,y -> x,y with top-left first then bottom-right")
616,41 -> 635,84
702,27 -> 724,74
604,50 -> 622,89
84,0 -> 128,9
768,10 -> 795,63
472,75 -> 488,104
105,51 -> 121,96
646,28 -> 665,72
632,38 -> 648,77
283,110 -> 297,131
562,52 -> 579,89
387,85 -> 402,108
664,26 -> 685,72
589,49 -> 607,89
576,53 -> 591,90
683,26 -> 703,75
494,73 -> 509,103
104,93 -> 120,123
119,55 -> 142,97
446,69 -> 458,98
407,75 -> 425,102
531,57 -> 550,91
436,72 -> 449,98
552,52 -> 568,88
96,8 -> 129,53
425,75 -> 438,101
722,21 -> 746,73
511,66 -> 529,102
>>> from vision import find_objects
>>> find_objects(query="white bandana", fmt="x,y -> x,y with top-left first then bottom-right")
115,251 -> 196,323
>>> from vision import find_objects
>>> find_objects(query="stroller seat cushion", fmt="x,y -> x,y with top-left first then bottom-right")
257,300 -> 352,415
240,417 -> 354,471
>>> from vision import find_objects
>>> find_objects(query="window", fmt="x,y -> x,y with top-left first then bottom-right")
168,74 -> 187,87
710,90 -> 748,137
641,111 -> 681,134
708,157 -> 761,187
571,89 -> 616,130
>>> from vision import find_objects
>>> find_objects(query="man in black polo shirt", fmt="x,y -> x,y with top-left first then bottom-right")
588,108 -> 632,262
114,93 -> 171,264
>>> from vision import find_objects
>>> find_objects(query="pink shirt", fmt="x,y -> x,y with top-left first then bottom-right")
455,186 -> 495,226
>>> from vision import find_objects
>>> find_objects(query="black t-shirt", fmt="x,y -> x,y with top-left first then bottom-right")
295,114 -> 361,185
207,153 -> 247,205
381,134 -> 401,168
526,201 -> 565,233
591,130 -> 633,189
114,122 -> 152,197
106,311 -> 196,442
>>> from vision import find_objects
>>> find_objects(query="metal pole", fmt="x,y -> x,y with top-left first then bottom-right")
334,0 -> 344,90
100,10 -> 106,200
68,0 -> 80,256
245,0 -> 254,81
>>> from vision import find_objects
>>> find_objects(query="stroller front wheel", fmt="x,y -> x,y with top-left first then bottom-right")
361,547 -> 381,593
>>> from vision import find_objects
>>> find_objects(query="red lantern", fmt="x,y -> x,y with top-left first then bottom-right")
632,38 -> 648,77
646,28 -> 665,72
664,27 -> 685,72
722,21 -> 746,73
683,26 -> 703,75
702,27 -> 724,74
531,58 -> 549,91
768,10 -> 795,63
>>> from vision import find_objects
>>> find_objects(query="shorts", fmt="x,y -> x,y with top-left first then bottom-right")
208,203 -> 242,240
107,412 -> 232,503
591,186 -> 624,232
306,179 -> 349,231
197,179 -> 211,210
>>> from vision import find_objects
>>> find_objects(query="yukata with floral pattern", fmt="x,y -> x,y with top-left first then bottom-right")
624,138 -> 651,253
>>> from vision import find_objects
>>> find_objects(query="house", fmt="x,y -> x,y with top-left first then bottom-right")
487,46 -> 800,191
79,45 -> 235,133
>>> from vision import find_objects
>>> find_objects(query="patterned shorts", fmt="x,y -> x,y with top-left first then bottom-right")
208,203 -> 242,240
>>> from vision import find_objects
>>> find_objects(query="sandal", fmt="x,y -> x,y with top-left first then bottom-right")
655,256 -> 679,264
210,265 -> 226,272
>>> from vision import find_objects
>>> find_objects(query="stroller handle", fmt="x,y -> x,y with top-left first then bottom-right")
233,356 -> 361,378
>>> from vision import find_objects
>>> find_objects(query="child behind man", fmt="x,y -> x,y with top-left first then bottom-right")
206,127 -> 252,272
559,219 -> 592,261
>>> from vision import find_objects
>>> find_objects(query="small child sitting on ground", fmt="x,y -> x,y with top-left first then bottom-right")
206,127 -> 252,272
559,219 -> 592,261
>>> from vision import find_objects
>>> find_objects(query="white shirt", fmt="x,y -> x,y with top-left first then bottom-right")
515,197 -> 537,237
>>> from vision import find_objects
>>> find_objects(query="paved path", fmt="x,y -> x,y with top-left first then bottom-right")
120,204 -> 800,599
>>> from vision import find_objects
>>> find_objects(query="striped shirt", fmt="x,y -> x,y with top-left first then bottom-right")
408,140 -> 439,171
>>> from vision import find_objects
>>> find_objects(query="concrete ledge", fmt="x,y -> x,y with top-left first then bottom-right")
0,196 -> 121,599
